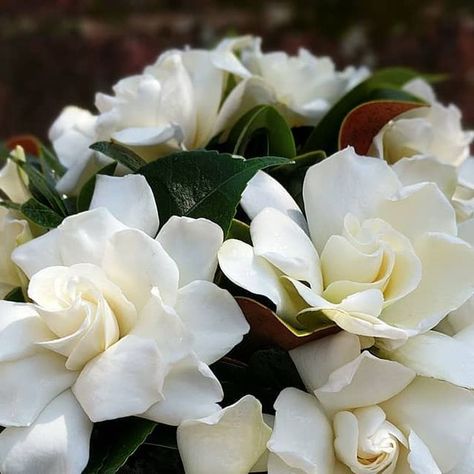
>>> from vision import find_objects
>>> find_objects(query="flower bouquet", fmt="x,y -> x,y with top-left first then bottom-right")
1,36 -> 474,473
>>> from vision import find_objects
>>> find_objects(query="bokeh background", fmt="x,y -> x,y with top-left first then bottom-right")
1,0 -> 474,142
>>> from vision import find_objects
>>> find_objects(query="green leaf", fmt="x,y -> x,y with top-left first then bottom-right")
138,150 -> 290,234
226,105 -> 296,158
76,162 -> 118,212
38,144 -> 66,181
226,219 -> 251,243
20,198 -> 64,229
16,160 -> 67,216
84,418 -> 156,474
4,287 -> 25,302
90,142 -> 147,172
302,67 -> 428,154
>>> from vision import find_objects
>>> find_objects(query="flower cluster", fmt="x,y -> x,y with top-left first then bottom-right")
1,36 -> 474,474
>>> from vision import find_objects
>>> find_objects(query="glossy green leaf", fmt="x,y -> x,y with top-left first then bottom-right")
138,150 -> 289,234
226,219 -> 251,243
90,142 -> 147,172
4,287 -> 25,302
20,198 -> 64,229
84,418 -> 156,474
226,105 -> 296,158
76,162 -> 117,212
302,67 -> 428,154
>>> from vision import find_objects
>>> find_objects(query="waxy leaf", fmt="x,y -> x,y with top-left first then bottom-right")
20,198 -> 64,229
302,67 -> 427,154
236,297 -> 339,351
226,105 -> 296,158
339,100 -> 424,154
138,150 -> 290,234
90,141 -> 147,172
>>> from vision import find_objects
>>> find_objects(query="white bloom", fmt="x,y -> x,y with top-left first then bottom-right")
240,38 -> 370,127
276,332 -> 474,473
176,333 -> 474,473
370,79 -> 473,167
0,175 -> 249,473
0,147 -> 31,298
49,39 -> 252,194
177,395 -> 272,474
219,148 -> 474,340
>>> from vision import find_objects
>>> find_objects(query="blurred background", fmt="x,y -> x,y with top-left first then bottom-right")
1,0 -> 473,141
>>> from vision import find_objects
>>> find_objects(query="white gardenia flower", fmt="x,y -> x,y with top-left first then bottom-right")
0,146 -> 32,298
218,147 -> 474,340
176,332 -> 474,473
0,174 -> 249,473
370,79 -> 473,167
49,38 -> 252,194
240,37 -> 370,127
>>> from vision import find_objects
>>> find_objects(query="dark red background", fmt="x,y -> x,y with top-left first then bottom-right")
1,0 -> 473,141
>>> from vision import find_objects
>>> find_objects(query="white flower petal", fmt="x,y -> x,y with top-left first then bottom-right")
381,377 -> 474,472
0,390 -> 92,474
12,229 -> 62,279
73,335 -> 165,422
241,171 -> 308,231
175,281 -> 249,365
382,232 -> 474,333
90,175 -> 159,237
391,155 -> 457,198
268,387 -> 334,474
251,208 -> 322,291
177,395 -> 271,474
0,159 -> 29,204
112,124 -> 183,147
382,331 -> 474,389
0,301 -> 53,362
315,352 -> 415,414
103,228 -> 179,309
156,216 -> 223,287
458,218 -> 474,246
0,352 -> 77,427
290,331 -> 361,392
218,239 -> 289,312
407,430 -> 441,474
58,208 -> 127,267
303,148 -> 401,253
142,356 -> 223,426
376,182 -> 457,240
131,288 -> 193,367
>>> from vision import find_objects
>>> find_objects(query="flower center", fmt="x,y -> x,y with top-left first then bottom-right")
28,263 -> 137,370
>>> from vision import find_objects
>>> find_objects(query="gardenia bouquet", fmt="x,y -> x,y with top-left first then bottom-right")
1,35 -> 474,474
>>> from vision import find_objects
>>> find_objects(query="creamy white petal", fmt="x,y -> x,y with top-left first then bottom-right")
382,331 -> 474,389
241,171 -> 308,231
391,155 -> 457,198
73,335 -> 165,422
376,182 -> 457,240
0,352 -> 77,427
218,239 -> 292,313
131,288 -> 193,366
290,331 -> 361,392
382,233 -> 474,333
315,352 -> 415,414
90,175 -> 159,237
407,431 -> 441,474
0,301 -> 53,362
156,216 -> 223,287
303,147 -> 401,253
12,229 -> 62,279
177,395 -> 271,474
112,124 -> 183,147
0,390 -> 92,474
458,218 -> 474,246
103,228 -> 179,309
142,356 -> 223,426
251,208 -> 322,291
449,296 -> 474,333
175,281 -> 249,365
381,377 -> 474,472
0,158 -> 29,204
268,387 -> 334,474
